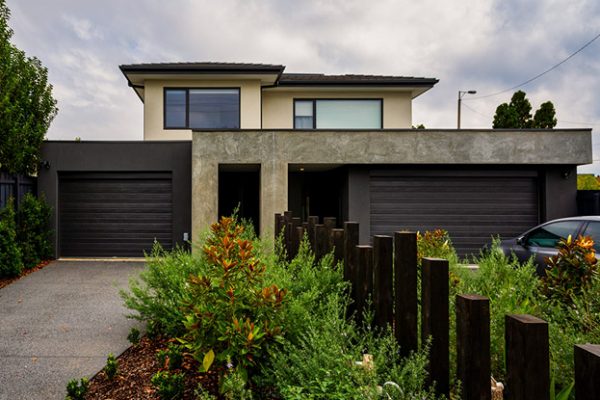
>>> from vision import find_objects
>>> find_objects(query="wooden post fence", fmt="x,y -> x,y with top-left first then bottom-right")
330,228 -> 344,265
422,257 -> 449,398
343,222 -> 360,312
456,294 -> 491,400
373,235 -> 393,329
307,216 -> 319,253
394,231 -> 418,356
272,212 -> 600,398
355,245 -> 373,324
505,314 -> 550,400
575,344 -> 600,400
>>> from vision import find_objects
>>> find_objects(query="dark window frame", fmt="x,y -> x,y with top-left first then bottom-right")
293,98 -> 384,129
163,87 -> 241,130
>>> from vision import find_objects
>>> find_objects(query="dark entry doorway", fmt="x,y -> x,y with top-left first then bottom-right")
288,165 -> 346,224
218,164 -> 260,234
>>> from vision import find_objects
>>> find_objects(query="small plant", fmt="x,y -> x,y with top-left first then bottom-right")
151,370 -> 185,400
417,229 -> 457,265
156,343 -> 183,370
542,235 -> 598,304
0,198 -> 23,278
195,385 -> 217,399
65,377 -> 89,400
104,353 -> 118,380
220,368 -> 254,400
178,216 -> 286,387
127,327 -> 141,345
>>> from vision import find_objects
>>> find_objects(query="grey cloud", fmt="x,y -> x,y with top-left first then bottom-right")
5,0 -> 600,171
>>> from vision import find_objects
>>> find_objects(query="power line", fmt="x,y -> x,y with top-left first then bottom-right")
467,32 -> 600,100
558,120 -> 600,127
461,102 -> 489,119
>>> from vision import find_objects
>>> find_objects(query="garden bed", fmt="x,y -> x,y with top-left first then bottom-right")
85,337 -> 221,399
0,260 -> 52,289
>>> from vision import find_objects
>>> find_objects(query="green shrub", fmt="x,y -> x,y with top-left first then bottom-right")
417,229 -> 458,266
195,386 -> 218,400
178,217 -> 286,386
17,193 -> 52,268
65,377 -> 89,400
104,353 -> 118,380
127,327 -> 141,345
156,343 -> 183,370
151,371 -> 185,400
0,198 -> 23,277
542,235 -> 598,304
121,242 -> 208,336
220,368 -> 254,400
450,242 -> 541,381
451,239 -> 600,390
263,238 -> 435,400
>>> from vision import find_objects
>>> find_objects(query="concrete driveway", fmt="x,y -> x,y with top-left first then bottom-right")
0,260 -> 145,400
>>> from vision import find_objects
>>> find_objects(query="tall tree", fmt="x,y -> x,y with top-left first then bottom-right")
533,101 -> 557,129
508,90 -> 533,128
0,0 -> 57,175
492,103 -> 519,129
492,90 -> 556,130
577,174 -> 600,190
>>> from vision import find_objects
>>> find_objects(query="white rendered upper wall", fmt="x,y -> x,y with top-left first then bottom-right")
142,79 -> 414,140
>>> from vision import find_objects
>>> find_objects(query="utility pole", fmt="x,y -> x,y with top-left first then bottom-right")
457,90 -> 477,129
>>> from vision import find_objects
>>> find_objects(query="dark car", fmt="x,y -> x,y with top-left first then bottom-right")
499,216 -> 600,275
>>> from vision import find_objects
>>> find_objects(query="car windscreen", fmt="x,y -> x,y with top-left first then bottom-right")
526,221 -> 581,248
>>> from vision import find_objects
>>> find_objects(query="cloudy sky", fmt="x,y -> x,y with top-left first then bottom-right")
6,0 -> 600,172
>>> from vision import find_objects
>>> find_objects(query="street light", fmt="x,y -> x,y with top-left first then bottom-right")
457,90 -> 477,129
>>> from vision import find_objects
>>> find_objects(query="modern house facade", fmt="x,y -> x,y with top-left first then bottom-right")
38,62 -> 592,258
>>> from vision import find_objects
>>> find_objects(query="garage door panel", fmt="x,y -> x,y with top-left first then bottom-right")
370,173 -> 539,257
59,173 -> 173,257
60,193 -> 172,203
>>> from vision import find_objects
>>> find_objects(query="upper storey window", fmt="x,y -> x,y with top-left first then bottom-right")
293,99 -> 382,129
164,88 -> 240,129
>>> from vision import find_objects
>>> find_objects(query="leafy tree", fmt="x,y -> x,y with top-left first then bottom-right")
577,174 -> 600,190
509,90 -> 533,128
533,101 -> 557,129
0,0 -> 57,175
492,90 -> 556,130
492,103 -> 519,129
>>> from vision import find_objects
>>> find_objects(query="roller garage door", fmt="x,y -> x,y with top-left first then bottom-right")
370,171 -> 540,256
59,172 -> 173,257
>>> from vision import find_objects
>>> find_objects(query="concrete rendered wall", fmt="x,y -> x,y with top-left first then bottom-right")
191,129 -> 592,240
261,90 -> 412,129
143,79 -> 262,140
38,141 -> 192,257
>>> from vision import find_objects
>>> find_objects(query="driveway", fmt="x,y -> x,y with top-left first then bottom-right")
0,260 -> 145,400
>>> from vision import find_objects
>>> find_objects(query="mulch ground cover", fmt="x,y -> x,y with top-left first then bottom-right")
86,336 -> 221,399
0,260 -> 52,289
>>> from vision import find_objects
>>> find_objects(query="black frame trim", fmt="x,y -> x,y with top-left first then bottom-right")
163,87 -> 241,130
293,98 -> 384,129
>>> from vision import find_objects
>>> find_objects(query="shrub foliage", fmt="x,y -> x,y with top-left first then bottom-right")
179,217 -> 286,383
17,193 -> 52,268
542,235 -> 598,304
0,198 -> 23,277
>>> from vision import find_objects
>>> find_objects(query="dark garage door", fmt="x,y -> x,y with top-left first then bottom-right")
59,172 -> 173,257
370,171 -> 539,256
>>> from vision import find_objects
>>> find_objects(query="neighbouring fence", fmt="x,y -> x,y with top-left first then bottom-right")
0,171 -> 36,211
578,190 -> 600,215
275,211 -> 600,400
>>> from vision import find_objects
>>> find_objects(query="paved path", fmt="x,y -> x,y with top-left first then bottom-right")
0,261 -> 145,400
